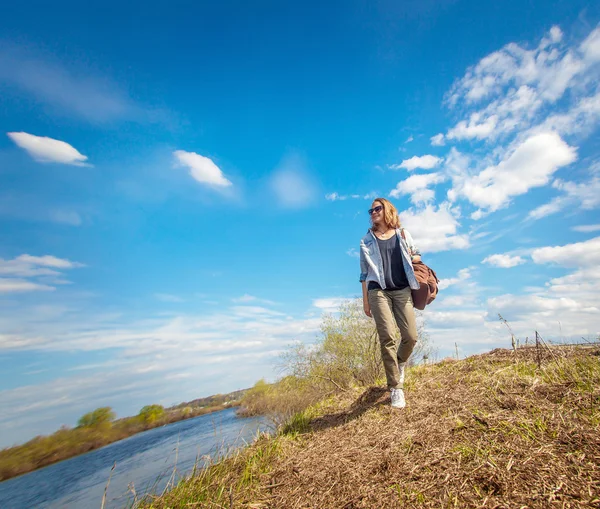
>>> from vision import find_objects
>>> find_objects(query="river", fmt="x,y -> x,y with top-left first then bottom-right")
0,407 -> 269,509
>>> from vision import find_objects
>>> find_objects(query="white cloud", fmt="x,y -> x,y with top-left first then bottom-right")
430,255 -> 599,354
0,45 -> 166,124
485,275 -> 599,344
0,255 -> 82,276
389,172 -> 446,205
230,306 -> 286,318
16,255 -> 83,269
0,254 -> 83,293
424,274 -> 500,349
580,25 -> 600,62
430,133 -> 445,146
0,278 -> 54,293
572,224 -> 600,233
232,294 -> 258,303
346,248 -> 359,258
270,153 -> 317,208
446,113 -> 498,141
154,293 -> 184,303
271,170 -> 316,208
484,241 -> 600,338
404,135 -> 414,144
427,309 -> 487,328
442,24 -> 600,149
450,132 -> 576,216
231,294 -> 277,305
0,194 -> 85,227
49,210 -> 83,226
527,196 -> 568,220
488,294 -> 582,317
543,266 -> 600,313
433,236 -> 600,356
410,190 -> 436,205
482,253 -> 526,268
0,305 -> 320,356
470,209 -> 486,220
487,267 -> 600,329
443,147 -> 471,200
40,277 -> 72,286
528,176 -> 600,220
548,26 -> 563,43
7,132 -> 90,166
436,295 -> 473,307
531,236 -> 600,268
438,268 -> 471,290
400,202 -> 470,253
173,150 -> 232,187
531,89 -> 600,138
312,297 -> 349,313
435,24 -> 598,224
325,192 -> 375,201
550,166 -> 600,206
389,154 -> 443,171
447,25 -> 600,108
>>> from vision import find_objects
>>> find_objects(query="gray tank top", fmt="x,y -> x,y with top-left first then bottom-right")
368,235 -> 409,291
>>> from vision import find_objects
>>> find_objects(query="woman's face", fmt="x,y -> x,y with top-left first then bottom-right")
369,201 -> 384,223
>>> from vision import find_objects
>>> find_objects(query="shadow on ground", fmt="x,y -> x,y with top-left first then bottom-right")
309,386 -> 389,432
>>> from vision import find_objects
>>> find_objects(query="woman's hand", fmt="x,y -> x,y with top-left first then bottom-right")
361,281 -> 372,317
412,255 -> 421,263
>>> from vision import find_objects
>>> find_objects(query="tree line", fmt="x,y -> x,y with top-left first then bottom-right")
0,394 -> 243,481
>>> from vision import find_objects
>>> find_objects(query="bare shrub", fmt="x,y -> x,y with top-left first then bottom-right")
238,377 -> 322,427
286,299 -> 434,385
283,299 -> 383,389
240,298 -> 434,423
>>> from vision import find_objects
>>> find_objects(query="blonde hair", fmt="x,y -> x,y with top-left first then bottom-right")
370,197 -> 401,230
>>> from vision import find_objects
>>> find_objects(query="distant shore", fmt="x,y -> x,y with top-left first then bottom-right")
0,392 -> 246,482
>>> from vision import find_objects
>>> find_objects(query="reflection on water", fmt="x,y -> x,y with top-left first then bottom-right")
0,407 -> 268,509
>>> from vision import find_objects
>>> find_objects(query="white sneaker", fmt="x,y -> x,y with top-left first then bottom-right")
398,362 -> 406,386
391,388 -> 406,409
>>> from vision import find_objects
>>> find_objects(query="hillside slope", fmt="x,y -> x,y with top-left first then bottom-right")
143,345 -> 600,508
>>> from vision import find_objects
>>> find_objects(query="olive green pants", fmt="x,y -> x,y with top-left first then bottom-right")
368,287 -> 418,389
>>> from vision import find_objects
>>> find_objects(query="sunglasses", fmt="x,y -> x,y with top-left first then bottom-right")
368,205 -> 383,215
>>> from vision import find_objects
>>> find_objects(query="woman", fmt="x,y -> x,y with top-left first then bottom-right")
359,198 -> 421,408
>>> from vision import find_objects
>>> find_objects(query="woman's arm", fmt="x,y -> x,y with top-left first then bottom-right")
362,280 -> 371,317
359,241 -> 372,317
359,242 -> 371,317
403,229 -> 421,263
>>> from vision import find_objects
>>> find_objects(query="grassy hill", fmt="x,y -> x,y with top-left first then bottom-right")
140,344 -> 600,508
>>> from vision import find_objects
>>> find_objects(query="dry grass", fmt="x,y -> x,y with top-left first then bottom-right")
139,344 -> 600,509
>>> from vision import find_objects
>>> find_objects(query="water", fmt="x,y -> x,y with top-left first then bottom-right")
0,408 -> 268,509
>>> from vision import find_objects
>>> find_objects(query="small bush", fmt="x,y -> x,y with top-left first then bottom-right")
239,298 -> 433,429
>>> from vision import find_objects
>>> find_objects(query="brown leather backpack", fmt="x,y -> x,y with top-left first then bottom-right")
401,230 -> 440,310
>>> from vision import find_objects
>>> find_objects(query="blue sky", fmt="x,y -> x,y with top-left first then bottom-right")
1,0 -> 599,447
